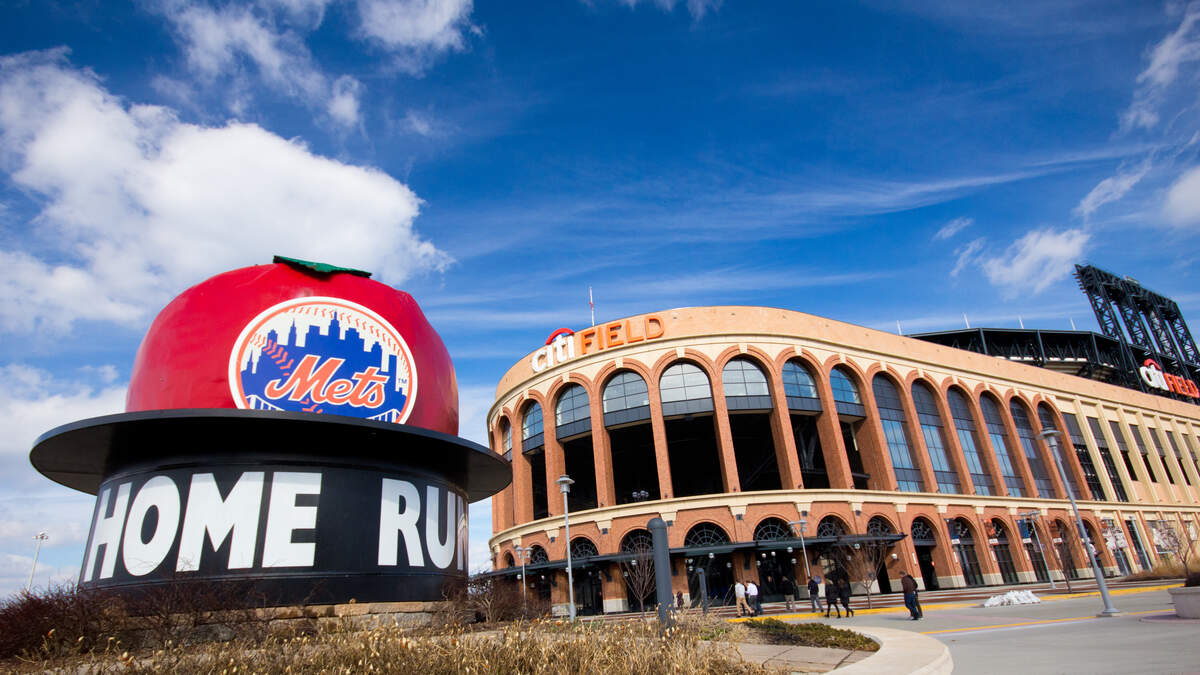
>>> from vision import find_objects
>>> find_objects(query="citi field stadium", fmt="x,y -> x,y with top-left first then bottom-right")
485,305 -> 1200,616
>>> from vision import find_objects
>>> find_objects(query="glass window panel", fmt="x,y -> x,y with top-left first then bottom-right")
830,368 -> 861,405
660,363 -> 712,403
980,396 -> 1024,496
782,361 -> 818,398
522,403 -> 543,440
603,371 -> 650,412
555,384 -> 590,426
1010,401 -> 1054,497
874,377 -> 923,492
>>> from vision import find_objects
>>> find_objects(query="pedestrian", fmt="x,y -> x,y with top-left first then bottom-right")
781,576 -> 795,612
837,577 -> 854,617
734,579 -> 751,617
675,590 -> 684,611
824,576 -> 840,618
747,579 -> 760,616
901,571 -> 920,620
808,575 -> 823,613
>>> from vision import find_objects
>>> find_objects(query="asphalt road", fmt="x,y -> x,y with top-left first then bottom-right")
789,586 -> 1199,675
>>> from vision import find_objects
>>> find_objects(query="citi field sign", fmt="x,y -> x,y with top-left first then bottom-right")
531,315 -> 666,372
32,258 -> 509,605
1138,358 -> 1200,399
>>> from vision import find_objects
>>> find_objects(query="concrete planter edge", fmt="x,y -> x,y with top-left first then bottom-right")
1168,586 -> 1200,619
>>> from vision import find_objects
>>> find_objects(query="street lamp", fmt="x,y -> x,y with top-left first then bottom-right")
27,532 -> 47,592
556,474 -> 577,621
1039,428 -> 1120,616
788,519 -> 811,579
515,546 -> 533,613
1020,510 -> 1056,590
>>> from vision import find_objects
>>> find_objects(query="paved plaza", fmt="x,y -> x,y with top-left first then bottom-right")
783,585 -> 1199,675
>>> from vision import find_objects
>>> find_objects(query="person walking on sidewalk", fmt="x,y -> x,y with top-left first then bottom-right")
901,571 -> 921,620
808,576 -> 823,613
734,580 -> 751,617
824,576 -> 840,618
747,580 -> 760,616
781,576 -> 795,612
837,577 -> 854,617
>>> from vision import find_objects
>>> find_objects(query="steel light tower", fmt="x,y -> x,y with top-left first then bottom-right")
27,532 -> 48,592
1039,429 -> 1120,616
557,474 -> 577,621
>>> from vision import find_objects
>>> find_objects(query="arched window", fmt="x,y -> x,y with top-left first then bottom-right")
911,382 -> 960,493
659,362 -> 714,417
620,529 -> 654,553
910,518 -> 937,545
782,361 -> 821,412
873,376 -> 923,492
867,516 -> 895,537
1010,400 -> 1054,497
570,537 -> 599,559
947,389 -> 994,495
529,545 -> 549,565
816,516 -> 847,538
522,402 -> 544,452
555,384 -> 591,439
830,367 -> 862,405
979,395 -> 1025,496
602,371 -> 651,426
1039,403 -> 1081,498
503,551 -> 515,568
753,518 -> 792,541
684,523 -> 731,548
723,358 -> 771,411
500,418 -> 513,460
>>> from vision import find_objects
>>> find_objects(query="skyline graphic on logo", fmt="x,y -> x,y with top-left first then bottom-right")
229,297 -> 417,423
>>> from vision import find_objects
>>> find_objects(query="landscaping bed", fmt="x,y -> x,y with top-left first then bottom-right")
742,618 -> 879,652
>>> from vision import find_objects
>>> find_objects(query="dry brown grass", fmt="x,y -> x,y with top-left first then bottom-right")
1123,560 -> 1188,582
7,617 -> 784,674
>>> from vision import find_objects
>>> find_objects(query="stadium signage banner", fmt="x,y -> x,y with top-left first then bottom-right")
1138,358 -> 1200,398
531,315 -> 665,372
81,465 -> 466,591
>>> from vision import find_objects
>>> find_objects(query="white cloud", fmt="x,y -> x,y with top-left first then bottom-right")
404,109 -> 436,136
356,0 -> 477,69
981,228 -> 1089,296
618,0 -> 723,19
934,216 -> 972,241
1164,164 -> 1200,226
0,50 -> 450,333
158,2 -> 361,126
0,363 -> 124,592
951,237 -> 985,277
1074,161 -> 1150,220
1121,3 -> 1200,131
327,74 -> 364,127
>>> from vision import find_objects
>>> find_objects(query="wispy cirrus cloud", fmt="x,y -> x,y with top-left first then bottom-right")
1074,160 -> 1151,220
934,217 -> 972,241
1121,2 -> 1200,132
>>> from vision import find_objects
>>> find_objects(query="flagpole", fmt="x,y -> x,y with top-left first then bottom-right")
589,286 -> 595,327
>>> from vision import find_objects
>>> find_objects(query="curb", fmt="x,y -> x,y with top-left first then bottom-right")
836,626 -> 953,675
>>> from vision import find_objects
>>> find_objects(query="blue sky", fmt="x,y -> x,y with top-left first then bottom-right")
1,0 -> 1199,594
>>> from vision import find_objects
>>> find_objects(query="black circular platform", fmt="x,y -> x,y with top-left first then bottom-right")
31,408 -> 509,502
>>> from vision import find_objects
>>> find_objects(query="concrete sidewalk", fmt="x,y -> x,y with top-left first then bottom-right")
775,585 -> 1196,675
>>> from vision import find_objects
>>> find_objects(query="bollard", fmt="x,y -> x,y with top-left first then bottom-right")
699,568 -> 709,615
648,517 -> 674,629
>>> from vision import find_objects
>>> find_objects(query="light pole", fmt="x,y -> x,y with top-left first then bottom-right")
557,474 -> 577,621
788,519 -> 811,579
516,545 -> 532,614
1039,429 -> 1120,616
1020,510 -> 1056,590
27,532 -> 47,592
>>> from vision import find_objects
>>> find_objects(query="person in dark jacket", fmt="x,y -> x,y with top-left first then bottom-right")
901,571 -> 921,620
824,576 -> 840,618
807,576 -> 822,612
780,576 -> 795,611
837,577 -> 854,617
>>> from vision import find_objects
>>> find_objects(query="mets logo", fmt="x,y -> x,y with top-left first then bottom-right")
228,297 -> 417,423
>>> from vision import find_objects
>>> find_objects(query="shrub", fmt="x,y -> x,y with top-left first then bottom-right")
1123,560 -> 1187,582
1185,572 -> 1200,588
0,584 -> 124,659
744,618 -> 879,652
